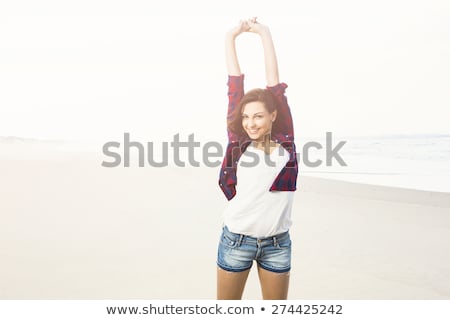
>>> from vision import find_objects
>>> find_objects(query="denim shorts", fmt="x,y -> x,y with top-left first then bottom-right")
217,225 -> 291,273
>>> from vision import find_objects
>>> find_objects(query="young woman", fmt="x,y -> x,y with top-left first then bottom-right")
217,18 -> 298,300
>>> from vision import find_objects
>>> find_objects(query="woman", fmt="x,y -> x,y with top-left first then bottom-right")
217,17 -> 298,300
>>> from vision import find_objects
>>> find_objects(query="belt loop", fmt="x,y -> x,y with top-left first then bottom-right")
273,236 -> 278,247
237,234 -> 244,246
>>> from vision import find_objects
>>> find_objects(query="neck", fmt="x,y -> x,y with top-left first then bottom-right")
252,133 -> 273,150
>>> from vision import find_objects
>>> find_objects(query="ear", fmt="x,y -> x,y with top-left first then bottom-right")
271,110 -> 277,122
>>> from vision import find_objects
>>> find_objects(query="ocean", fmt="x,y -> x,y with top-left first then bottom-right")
298,134 -> 450,193
3,133 -> 449,194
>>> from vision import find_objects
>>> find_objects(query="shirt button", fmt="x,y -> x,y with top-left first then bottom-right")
224,170 -> 227,174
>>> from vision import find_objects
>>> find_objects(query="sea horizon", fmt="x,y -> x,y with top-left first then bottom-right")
2,133 -> 450,193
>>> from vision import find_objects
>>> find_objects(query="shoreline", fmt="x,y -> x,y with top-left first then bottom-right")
298,175 -> 450,208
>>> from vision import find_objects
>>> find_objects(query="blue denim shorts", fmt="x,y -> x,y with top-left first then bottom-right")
217,225 -> 291,273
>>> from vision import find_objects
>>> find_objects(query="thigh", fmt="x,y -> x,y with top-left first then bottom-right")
217,267 -> 251,300
257,266 -> 290,300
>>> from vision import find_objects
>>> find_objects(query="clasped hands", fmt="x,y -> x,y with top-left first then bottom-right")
227,17 -> 270,38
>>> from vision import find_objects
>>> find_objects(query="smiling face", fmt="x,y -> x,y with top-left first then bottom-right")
241,101 -> 277,141
227,88 -> 279,139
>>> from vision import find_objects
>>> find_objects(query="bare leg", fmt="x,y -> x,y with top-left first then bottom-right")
217,267 -> 251,300
257,266 -> 290,300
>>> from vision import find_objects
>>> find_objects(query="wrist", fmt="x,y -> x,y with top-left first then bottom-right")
257,26 -> 271,37
226,30 -> 239,40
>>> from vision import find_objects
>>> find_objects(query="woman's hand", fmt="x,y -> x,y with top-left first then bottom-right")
226,19 -> 250,39
246,17 -> 270,36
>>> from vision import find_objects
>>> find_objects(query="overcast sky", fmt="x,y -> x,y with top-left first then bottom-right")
0,0 -> 449,144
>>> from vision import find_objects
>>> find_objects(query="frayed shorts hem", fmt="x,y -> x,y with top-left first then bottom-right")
216,262 -> 253,273
257,262 -> 291,273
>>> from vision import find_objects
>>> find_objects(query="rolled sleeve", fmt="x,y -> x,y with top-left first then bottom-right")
227,74 -> 245,95
226,74 -> 245,141
267,82 -> 294,139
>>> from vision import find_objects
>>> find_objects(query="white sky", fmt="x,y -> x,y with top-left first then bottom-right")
0,0 -> 449,144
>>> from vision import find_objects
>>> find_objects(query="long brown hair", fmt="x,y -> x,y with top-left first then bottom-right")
227,88 -> 279,136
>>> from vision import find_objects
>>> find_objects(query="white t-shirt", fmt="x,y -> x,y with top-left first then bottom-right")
222,143 -> 295,237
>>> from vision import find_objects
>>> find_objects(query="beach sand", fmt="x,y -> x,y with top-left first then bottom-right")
1,141 -> 450,299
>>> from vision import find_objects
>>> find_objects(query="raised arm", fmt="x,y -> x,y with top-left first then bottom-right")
248,18 -> 294,139
225,20 -> 250,76
224,21 -> 249,142
247,18 -> 280,86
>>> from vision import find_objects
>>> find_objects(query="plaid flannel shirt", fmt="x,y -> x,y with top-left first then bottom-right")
218,74 -> 298,200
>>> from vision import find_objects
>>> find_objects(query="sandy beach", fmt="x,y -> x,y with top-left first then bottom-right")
1,141 -> 450,299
